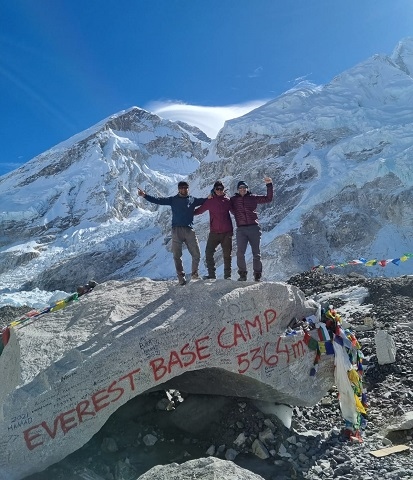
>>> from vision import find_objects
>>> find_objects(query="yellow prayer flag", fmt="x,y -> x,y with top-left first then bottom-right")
355,395 -> 367,414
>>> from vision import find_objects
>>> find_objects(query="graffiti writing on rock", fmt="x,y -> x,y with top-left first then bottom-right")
236,337 -> 307,374
218,309 -> 277,349
149,336 -> 210,381
23,368 -> 141,451
20,304 -> 302,454
214,296 -> 259,321
8,413 -> 32,431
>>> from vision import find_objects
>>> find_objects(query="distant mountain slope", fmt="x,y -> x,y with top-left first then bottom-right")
1,39 -> 413,292
195,37 -> 413,278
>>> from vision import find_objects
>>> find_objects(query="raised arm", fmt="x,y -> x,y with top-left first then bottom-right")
256,177 -> 273,204
137,188 -> 172,205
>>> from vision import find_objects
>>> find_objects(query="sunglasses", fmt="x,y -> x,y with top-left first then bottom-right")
238,186 -> 247,189
215,187 -> 224,191
179,186 -> 189,189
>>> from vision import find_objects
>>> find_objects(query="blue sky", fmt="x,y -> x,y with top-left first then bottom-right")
1,0 -> 413,176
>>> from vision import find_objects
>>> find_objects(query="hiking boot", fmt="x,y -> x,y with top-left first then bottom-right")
224,275 -> 231,280
203,275 -> 216,280
237,271 -> 247,281
191,272 -> 200,280
177,274 -> 186,286
254,272 -> 262,282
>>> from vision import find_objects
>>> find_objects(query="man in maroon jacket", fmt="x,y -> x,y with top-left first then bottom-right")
194,180 -> 234,279
231,177 -> 273,282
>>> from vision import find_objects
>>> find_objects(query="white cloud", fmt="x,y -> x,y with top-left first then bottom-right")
248,66 -> 264,78
145,100 -> 269,138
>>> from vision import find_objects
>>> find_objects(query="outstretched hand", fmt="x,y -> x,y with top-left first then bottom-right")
264,176 -> 272,184
137,188 -> 146,197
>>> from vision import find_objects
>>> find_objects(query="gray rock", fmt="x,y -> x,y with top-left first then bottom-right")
101,437 -> 119,453
258,427 -> 275,445
142,434 -> 158,446
0,279 -> 324,479
234,432 -> 247,447
225,448 -> 238,460
375,330 -> 396,365
251,439 -> 270,459
136,457 -> 266,479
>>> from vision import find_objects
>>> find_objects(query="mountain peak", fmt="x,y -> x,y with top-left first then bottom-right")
1,38 -> 413,294
390,36 -> 413,75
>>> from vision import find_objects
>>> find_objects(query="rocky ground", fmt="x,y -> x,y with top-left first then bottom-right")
2,271 -> 413,480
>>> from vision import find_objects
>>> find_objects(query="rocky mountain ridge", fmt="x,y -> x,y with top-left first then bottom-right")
1,39 -> 413,293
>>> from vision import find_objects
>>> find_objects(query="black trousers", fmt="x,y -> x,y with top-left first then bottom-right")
205,232 -> 233,277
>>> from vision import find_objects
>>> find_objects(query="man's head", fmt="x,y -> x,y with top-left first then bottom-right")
237,181 -> 248,196
213,180 -> 225,196
178,181 -> 189,195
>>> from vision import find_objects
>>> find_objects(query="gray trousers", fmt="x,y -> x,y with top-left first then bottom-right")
236,225 -> 262,273
172,226 -> 201,276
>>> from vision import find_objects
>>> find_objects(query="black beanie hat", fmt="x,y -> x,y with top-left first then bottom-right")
237,181 -> 248,189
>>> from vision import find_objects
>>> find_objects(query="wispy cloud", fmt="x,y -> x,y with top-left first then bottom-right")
248,66 -> 264,78
145,100 -> 268,138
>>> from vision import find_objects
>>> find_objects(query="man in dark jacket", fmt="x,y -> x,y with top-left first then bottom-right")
194,180 -> 234,279
138,181 -> 206,285
230,177 -> 273,282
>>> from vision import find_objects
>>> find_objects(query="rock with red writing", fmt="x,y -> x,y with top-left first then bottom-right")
0,278 -> 333,480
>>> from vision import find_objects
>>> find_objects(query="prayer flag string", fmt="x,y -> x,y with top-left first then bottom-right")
312,253 -> 413,271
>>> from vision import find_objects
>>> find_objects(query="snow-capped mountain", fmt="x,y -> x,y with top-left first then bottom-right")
2,38 -> 413,299
0,108 -> 210,293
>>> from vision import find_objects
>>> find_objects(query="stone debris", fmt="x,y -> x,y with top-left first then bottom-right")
11,271 -> 413,479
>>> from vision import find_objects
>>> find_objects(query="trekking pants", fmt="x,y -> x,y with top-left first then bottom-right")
172,226 -> 201,275
236,225 -> 262,273
205,232 -> 233,277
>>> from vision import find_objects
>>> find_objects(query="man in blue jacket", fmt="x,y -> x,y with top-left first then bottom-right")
138,181 -> 206,285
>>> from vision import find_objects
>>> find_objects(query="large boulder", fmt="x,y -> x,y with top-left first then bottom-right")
136,456 -> 266,480
0,278 -> 334,479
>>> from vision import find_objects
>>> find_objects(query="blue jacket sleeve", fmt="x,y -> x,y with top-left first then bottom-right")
194,197 -> 207,207
144,194 -> 173,206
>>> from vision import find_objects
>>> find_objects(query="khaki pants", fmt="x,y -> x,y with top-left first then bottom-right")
172,226 -> 201,276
